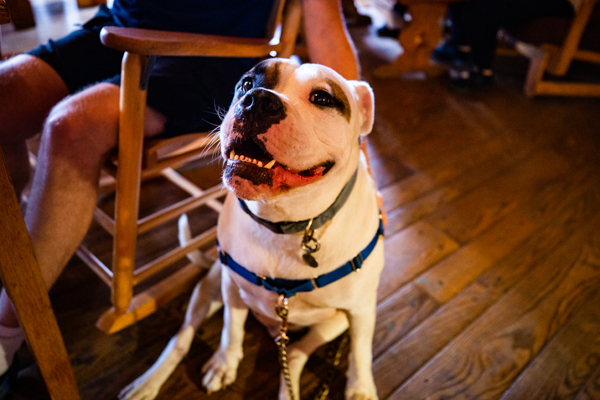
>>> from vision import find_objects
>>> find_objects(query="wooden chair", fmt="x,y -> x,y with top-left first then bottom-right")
500,0 -> 600,97
1,149 -> 80,400
78,0 -> 303,334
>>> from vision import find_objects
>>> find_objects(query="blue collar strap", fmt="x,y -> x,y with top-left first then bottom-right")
218,216 -> 384,298
237,169 -> 358,235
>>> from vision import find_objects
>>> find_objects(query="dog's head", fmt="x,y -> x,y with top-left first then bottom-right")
219,58 -> 374,202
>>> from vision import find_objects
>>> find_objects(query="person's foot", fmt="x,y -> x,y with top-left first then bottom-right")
345,13 -> 372,26
0,355 -> 19,400
449,68 -> 494,91
376,25 -> 401,38
432,41 -> 471,67
392,2 -> 409,17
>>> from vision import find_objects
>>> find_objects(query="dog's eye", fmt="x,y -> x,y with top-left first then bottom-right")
310,91 -> 333,107
241,78 -> 253,93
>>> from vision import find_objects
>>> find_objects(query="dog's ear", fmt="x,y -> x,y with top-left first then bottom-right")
350,81 -> 375,135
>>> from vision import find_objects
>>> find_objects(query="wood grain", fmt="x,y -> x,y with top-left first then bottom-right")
378,220 -> 459,301
500,288 -> 600,399
373,174 -> 600,398
389,213 -> 600,400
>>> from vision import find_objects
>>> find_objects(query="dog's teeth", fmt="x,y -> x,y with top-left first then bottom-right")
230,150 -> 235,159
234,155 -> 240,161
257,160 -> 263,167
252,159 -> 258,164
264,160 -> 276,169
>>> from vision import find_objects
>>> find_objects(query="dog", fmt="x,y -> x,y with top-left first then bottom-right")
119,58 -> 383,400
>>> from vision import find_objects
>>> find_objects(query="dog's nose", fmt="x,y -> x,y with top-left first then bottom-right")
241,89 -> 283,116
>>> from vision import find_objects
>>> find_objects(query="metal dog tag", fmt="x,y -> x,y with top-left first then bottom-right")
301,219 -> 320,268
302,252 -> 319,268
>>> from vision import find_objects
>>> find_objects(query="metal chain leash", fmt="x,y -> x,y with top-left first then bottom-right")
275,294 -> 350,400
275,295 -> 296,400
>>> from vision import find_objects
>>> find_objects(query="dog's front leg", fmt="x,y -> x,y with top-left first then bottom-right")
119,260 -> 223,400
278,310 -> 349,400
344,303 -> 378,400
202,270 -> 249,393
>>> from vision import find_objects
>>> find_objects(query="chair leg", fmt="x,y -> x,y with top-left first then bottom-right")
523,45 -> 550,98
0,149 -> 80,400
112,52 -> 148,314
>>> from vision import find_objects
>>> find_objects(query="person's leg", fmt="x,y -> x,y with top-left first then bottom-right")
0,80 -> 166,375
453,0 -> 575,90
432,2 -> 472,65
447,0 -> 500,89
0,55 -> 69,197
0,53 -> 69,379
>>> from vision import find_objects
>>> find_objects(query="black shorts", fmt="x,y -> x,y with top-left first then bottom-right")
27,5 -> 257,137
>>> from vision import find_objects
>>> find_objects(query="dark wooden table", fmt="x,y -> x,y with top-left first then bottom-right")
3,0 -> 35,30
375,0 -> 461,78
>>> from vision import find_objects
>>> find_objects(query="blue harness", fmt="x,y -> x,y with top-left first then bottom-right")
218,216 -> 384,298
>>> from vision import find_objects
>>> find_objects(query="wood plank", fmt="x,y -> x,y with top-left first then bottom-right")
425,148 -> 570,244
415,210 -> 538,303
384,151 -> 521,237
380,105 -> 568,224
388,210 -> 600,400
380,134 -> 515,211
378,221 -> 459,301
574,365 -> 600,400
500,287 -> 600,399
373,174 -> 600,399
373,283 -> 439,358
416,164 -> 599,304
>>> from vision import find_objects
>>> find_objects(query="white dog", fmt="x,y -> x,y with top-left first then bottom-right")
119,58 -> 383,400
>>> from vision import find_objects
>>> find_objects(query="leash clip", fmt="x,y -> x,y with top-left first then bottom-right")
301,219 -> 321,268
275,294 -> 290,345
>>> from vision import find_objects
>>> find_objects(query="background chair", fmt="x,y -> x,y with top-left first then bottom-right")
76,0 -> 303,334
499,0 -> 600,97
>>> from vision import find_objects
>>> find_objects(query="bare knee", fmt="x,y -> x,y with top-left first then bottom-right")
0,54 -> 69,143
39,83 -> 121,173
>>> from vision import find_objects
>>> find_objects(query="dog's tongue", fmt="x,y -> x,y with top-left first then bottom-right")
271,164 -> 326,189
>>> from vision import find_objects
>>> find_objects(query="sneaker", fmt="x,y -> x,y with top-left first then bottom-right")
376,25 -> 401,38
431,41 -> 471,67
449,68 -> 494,91
392,3 -> 409,17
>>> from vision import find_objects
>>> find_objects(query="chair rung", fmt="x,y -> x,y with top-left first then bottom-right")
75,246 -> 113,286
137,183 -> 225,234
573,48 -> 600,64
143,146 -> 218,176
161,168 -> 223,213
93,208 -> 116,236
133,225 -> 217,284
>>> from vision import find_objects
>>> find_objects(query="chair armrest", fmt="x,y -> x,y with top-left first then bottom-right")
100,26 -> 278,57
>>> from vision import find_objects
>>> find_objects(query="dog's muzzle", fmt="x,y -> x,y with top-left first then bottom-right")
235,88 -> 287,135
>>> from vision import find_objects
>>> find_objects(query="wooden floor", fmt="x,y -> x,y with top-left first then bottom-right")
4,2 -> 600,400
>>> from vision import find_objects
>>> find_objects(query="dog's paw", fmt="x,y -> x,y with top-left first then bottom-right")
201,347 -> 242,393
118,378 -> 161,400
347,395 -> 378,400
345,377 -> 378,400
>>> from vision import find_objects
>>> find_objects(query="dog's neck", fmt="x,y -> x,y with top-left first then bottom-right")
238,168 -> 358,234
